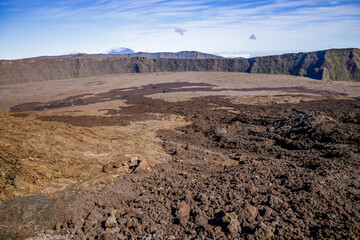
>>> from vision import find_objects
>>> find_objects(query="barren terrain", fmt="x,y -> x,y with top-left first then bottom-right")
0,72 -> 359,239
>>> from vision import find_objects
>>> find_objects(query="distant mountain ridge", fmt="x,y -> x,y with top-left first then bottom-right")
29,50 -> 223,60
0,48 -> 359,84
113,51 -> 223,59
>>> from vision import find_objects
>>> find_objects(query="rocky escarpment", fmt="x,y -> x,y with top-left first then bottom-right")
247,48 -> 360,81
0,48 -> 359,84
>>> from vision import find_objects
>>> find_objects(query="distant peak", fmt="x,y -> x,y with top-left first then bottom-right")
107,47 -> 135,54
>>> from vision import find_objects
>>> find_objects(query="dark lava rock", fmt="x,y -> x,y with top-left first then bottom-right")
176,202 -> 191,227
194,211 -> 208,227
3,93 -> 360,239
0,194 -> 65,239
222,212 -> 241,235
239,203 -> 258,224
254,222 -> 275,240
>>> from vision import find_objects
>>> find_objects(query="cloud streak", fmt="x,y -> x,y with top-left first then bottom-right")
13,0 -> 359,35
0,0 -> 359,59
175,28 -> 187,36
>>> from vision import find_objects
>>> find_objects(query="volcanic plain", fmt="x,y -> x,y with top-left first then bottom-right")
0,72 -> 359,239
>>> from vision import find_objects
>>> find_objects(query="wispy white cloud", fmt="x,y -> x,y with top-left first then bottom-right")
0,0 -> 359,59
217,52 -> 251,58
22,0 -> 360,32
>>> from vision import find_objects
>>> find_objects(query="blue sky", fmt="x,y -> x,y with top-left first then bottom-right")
0,0 -> 359,59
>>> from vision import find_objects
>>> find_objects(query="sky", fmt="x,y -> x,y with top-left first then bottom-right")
0,0 -> 359,59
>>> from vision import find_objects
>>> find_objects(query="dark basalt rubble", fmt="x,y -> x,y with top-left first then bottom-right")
1,85 -> 359,239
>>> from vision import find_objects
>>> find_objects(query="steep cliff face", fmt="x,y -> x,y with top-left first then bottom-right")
0,58 -> 142,84
247,48 -> 360,81
322,48 -> 360,81
248,50 -> 327,79
0,48 -> 359,85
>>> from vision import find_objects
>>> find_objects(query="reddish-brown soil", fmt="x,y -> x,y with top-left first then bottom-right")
0,77 -> 359,239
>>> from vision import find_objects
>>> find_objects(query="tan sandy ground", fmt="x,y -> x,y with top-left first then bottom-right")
0,112 -> 187,200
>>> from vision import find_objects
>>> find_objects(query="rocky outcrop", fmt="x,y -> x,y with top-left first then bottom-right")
0,48 -> 359,84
